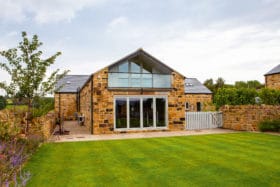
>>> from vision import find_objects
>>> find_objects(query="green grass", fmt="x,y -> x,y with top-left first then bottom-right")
24,133 -> 280,187
5,104 -> 28,111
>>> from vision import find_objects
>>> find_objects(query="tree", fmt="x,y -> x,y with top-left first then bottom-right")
235,80 -> 264,89
215,77 -> 225,89
0,96 -> 7,110
203,78 -> 215,92
0,31 -> 68,132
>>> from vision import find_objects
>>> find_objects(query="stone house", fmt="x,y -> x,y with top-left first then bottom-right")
265,64 -> 280,90
55,49 -> 212,134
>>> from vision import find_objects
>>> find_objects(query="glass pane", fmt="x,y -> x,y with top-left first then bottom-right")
131,73 -> 141,87
119,61 -> 129,72
142,74 -> 152,87
130,62 -> 141,73
118,73 -> 129,87
153,75 -> 171,88
129,98 -> 141,128
108,73 -> 118,87
116,99 -> 127,128
156,98 -> 166,127
143,98 -> 153,127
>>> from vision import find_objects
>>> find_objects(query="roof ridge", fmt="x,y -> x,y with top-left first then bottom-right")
265,64 -> 280,76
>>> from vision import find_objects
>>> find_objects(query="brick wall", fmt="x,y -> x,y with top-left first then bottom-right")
54,93 -> 77,120
265,74 -> 280,90
220,105 -> 280,131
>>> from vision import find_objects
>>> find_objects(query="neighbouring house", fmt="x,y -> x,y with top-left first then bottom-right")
55,49 -> 212,134
265,64 -> 280,90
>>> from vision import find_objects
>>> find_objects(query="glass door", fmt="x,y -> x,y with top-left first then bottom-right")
156,98 -> 166,127
143,98 -> 154,127
115,98 -> 127,128
129,98 -> 141,128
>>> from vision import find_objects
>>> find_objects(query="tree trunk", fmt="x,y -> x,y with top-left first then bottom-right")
25,98 -> 32,134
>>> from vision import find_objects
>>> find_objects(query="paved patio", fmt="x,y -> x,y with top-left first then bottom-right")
49,121 -> 238,142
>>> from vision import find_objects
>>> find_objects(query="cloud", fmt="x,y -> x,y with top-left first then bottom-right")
0,0 -> 26,22
148,24 -> 280,83
102,17 -> 280,83
0,0 -> 106,24
107,16 -> 128,32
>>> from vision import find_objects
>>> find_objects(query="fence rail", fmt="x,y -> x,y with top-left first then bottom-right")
186,112 -> 223,130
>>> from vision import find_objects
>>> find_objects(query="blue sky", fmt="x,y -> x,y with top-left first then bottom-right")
0,0 -> 280,90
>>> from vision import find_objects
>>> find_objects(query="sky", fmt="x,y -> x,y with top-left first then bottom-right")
0,0 -> 280,94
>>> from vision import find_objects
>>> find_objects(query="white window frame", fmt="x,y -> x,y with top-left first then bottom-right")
114,95 -> 168,131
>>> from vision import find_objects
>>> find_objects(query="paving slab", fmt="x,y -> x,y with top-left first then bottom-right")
49,124 -> 238,143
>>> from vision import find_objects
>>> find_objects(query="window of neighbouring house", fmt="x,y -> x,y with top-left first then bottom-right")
197,102 -> 202,112
114,96 -> 167,129
185,102 -> 189,110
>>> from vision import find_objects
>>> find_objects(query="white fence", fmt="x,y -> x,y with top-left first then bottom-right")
186,112 -> 223,130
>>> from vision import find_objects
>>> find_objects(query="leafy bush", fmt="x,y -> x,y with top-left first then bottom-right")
258,119 -> 280,132
0,96 -> 7,110
214,88 -> 258,108
0,120 -> 21,141
214,88 -> 280,108
259,88 -> 280,105
32,97 -> 54,117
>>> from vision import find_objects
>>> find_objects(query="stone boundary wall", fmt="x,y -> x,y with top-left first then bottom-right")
33,111 -> 56,139
0,109 -> 56,140
220,105 -> 280,131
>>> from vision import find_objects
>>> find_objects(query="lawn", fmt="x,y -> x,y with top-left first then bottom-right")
24,133 -> 280,187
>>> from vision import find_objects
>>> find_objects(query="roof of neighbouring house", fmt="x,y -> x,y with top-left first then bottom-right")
55,75 -> 91,93
265,64 -> 280,76
184,78 -> 212,94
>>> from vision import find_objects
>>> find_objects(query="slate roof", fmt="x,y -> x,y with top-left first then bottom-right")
265,64 -> 280,76
184,78 -> 212,94
55,75 -> 90,93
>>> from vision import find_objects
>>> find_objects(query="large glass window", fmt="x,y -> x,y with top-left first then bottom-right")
115,99 -> 127,128
130,62 -> 141,73
143,98 -> 153,127
129,98 -> 141,128
108,61 -> 171,88
156,98 -> 166,127
115,96 -> 167,129
119,62 -> 129,72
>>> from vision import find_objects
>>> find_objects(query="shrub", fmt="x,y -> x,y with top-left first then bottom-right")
215,88 -> 280,109
258,119 -> 280,132
0,96 -> 7,110
259,88 -> 280,105
214,88 -> 258,109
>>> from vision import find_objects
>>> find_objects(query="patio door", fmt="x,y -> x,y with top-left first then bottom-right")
129,98 -> 141,128
114,96 -> 167,130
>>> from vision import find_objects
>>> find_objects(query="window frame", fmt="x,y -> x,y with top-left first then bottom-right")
114,95 -> 168,130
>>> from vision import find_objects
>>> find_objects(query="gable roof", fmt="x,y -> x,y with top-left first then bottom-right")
265,64 -> 280,76
184,78 -> 212,94
55,75 -> 90,93
106,48 -> 185,77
